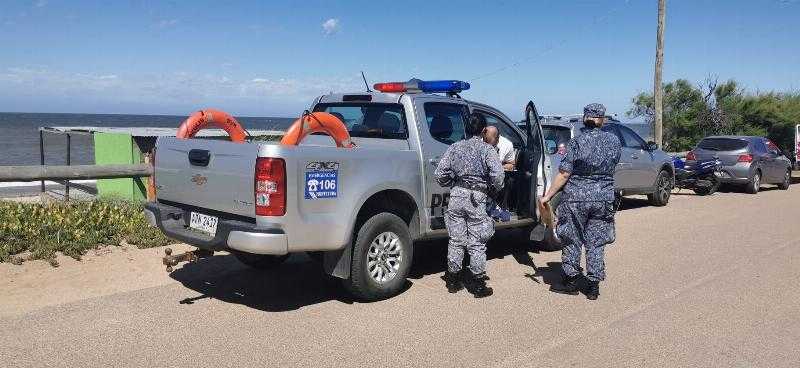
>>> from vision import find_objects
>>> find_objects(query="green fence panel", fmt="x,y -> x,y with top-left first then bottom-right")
93,132 -> 146,201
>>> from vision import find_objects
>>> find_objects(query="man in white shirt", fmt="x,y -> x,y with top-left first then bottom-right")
482,126 -> 515,221
483,126 -> 515,171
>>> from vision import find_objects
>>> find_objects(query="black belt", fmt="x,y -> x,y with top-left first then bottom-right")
454,181 -> 489,194
454,181 -> 489,207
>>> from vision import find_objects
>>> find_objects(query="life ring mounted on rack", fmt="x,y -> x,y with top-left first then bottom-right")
176,108 -> 248,142
280,111 -> 355,148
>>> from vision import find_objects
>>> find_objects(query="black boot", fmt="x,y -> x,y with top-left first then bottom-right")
465,273 -> 493,298
586,280 -> 600,300
550,274 -> 581,295
443,271 -> 464,293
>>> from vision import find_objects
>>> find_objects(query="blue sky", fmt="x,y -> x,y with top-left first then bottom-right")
1,0 -> 798,119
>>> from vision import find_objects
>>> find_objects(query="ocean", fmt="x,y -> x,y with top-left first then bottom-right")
0,112 -> 296,166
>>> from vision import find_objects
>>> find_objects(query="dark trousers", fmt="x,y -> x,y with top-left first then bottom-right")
555,201 -> 616,282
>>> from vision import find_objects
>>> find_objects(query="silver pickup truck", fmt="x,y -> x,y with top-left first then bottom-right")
145,79 -> 553,301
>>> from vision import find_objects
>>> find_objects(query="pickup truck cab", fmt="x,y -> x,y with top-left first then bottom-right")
145,79 -> 552,300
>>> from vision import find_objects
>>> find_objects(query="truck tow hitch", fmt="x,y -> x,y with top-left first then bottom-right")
162,248 -> 214,272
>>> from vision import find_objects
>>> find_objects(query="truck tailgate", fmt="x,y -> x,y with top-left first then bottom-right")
155,137 -> 260,218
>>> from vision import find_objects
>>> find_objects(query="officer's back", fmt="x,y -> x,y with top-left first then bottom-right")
560,126 -> 621,202
440,136 -> 504,197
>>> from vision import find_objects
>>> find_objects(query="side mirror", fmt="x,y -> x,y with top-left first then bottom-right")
646,141 -> 659,151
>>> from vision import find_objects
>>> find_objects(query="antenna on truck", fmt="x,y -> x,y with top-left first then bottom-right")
361,71 -> 372,92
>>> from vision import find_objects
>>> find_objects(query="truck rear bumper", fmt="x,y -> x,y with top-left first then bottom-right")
144,202 -> 288,255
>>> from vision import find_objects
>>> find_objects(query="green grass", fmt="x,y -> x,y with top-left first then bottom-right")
0,199 -> 174,265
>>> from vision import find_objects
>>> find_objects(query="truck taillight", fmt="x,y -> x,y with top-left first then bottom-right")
255,158 -> 286,216
737,154 -> 753,163
686,151 -> 696,161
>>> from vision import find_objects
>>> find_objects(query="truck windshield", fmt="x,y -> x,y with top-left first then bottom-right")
313,103 -> 408,139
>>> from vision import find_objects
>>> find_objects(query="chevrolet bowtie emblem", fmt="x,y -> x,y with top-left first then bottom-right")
191,174 -> 208,186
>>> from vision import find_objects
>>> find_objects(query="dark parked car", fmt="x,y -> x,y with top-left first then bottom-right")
686,136 -> 792,194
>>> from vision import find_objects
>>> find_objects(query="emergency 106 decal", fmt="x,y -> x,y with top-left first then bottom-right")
305,161 -> 339,199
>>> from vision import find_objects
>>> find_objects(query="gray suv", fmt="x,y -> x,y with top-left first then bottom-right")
541,121 -> 674,208
687,136 -> 792,194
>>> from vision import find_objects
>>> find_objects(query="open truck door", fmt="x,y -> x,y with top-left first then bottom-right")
520,101 -> 560,249
517,101 -> 546,219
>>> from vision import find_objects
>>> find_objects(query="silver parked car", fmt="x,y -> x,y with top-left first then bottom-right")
541,120 -> 674,208
686,136 -> 792,194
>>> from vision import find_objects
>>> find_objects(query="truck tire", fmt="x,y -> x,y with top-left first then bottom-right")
537,227 -> 563,251
344,212 -> 413,301
648,170 -> 672,206
536,192 -> 563,252
745,170 -> 761,194
231,250 -> 290,270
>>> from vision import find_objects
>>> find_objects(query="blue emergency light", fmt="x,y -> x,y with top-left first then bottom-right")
374,79 -> 470,94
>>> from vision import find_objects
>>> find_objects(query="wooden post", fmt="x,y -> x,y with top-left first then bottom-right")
65,133 -> 71,200
654,0 -> 666,148
39,129 -> 45,193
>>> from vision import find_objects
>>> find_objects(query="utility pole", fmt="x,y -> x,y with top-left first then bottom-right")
654,0 -> 666,147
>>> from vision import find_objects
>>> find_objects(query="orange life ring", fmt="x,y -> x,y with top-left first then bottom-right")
280,112 -> 354,148
176,108 -> 247,142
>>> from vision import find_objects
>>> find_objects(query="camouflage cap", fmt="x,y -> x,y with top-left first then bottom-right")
583,103 -> 606,118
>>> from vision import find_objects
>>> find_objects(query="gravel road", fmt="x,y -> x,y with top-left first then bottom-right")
2,182 -> 799,367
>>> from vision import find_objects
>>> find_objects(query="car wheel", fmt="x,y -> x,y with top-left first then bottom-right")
746,170 -> 761,194
344,212 -> 413,301
778,169 -> 791,190
647,170 -> 672,206
231,251 -> 290,270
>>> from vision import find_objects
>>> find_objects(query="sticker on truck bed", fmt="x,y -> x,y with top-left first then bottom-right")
305,162 -> 339,199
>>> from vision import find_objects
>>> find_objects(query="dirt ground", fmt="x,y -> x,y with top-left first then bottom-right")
1,179 -> 799,367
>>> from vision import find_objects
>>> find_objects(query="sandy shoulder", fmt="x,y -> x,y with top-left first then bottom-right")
0,243 -> 193,318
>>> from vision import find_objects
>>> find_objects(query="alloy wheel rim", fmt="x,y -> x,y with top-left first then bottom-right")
367,231 -> 403,284
659,174 -> 670,201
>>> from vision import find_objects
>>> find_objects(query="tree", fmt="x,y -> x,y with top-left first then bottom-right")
628,78 -> 800,153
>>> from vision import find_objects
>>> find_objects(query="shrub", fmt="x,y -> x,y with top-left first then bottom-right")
0,199 -> 174,264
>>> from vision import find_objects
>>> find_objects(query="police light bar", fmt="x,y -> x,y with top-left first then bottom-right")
373,79 -> 470,94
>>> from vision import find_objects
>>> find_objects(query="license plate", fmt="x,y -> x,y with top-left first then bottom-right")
189,212 -> 218,235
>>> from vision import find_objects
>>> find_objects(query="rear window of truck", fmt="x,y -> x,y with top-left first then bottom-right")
313,103 -> 408,139
698,138 -> 749,151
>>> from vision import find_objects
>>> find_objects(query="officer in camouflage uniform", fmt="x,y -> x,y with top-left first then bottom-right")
539,103 -> 621,300
435,113 -> 504,298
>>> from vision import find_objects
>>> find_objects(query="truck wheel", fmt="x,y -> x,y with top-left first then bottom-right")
746,170 -> 761,194
778,169 -> 791,190
648,170 -> 672,206
306,251 -> 324,264
345,212 -> 413,301
231,250 -> 290,270
613,193 -> 623,211
537,227 -> 563,251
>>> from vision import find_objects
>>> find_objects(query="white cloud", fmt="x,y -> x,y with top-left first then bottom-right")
321,18 -> 340,35
155,19 -> 179,29
0,67 -> 361,114
34,0 -> 47,8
